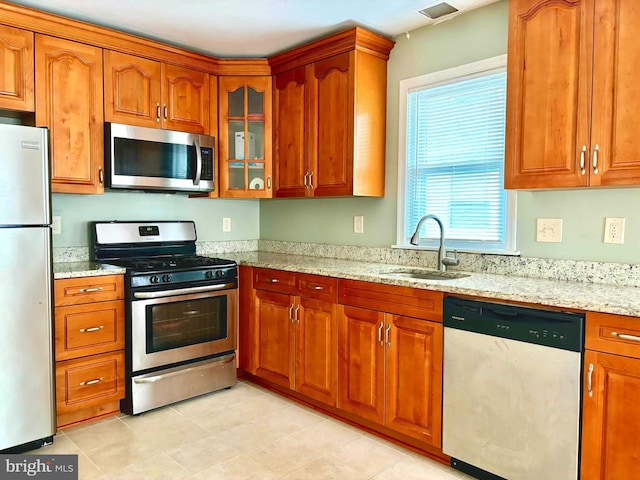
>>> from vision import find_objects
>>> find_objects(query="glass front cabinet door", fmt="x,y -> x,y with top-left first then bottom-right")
219,76 -> 272,198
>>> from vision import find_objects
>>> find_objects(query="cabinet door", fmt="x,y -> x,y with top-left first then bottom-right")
590,0 -> 640,186
254,288 -> 294,388
338,305 -> 385,423
35,35 -> 104,194
0,25 -> 34,112
219,76 -> 272,198
103,50 -> 161,128
310,52 -> 354,196
162,64 -> 209,134
385,315 -> 442,446
273,66 -> 308,197
296,296 -> 337,406
504,0 -> 593,189
581,350 -> 640,479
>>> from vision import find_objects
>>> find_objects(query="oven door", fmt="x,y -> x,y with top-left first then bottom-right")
130,285 -> 237,373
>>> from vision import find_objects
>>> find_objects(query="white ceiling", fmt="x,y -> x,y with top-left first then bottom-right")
6,0 -> 499,57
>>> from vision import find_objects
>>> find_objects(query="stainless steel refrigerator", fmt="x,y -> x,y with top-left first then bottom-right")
0,123 -> 55,452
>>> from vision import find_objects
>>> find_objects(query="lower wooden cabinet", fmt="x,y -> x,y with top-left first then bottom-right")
250,268 -> 338,406
338,305 -> 443,446
55,351 -> 125,427
54,275 -> 125,428
581,312 -> 640,479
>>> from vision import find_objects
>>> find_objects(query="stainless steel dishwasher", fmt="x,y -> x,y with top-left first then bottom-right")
442,297 -> 584,480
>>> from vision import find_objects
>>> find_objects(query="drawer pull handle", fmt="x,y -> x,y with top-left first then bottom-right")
587,363 -> 594,397
80,287 -> 103,293
611,331 -> 640,342
267,278 -> 280,283
80,377 -> 103,386
307,284 -> 324,291
80,326 -> 104,333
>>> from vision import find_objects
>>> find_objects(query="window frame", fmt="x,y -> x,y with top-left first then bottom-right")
395,54 -> 518,255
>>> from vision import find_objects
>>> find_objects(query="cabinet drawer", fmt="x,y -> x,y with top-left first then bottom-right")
56,351 -> 125,415
339,279 -> 443,322
55,300 -> 124,361
55,275 -> 124,306
586,312 -> 640,358
253,267 -> 295,294
296,273 -> 337,303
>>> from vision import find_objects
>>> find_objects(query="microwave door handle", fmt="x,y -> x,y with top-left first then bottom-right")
193,139 -> 202,185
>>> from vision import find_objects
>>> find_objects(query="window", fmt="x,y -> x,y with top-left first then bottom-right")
397,55 -> 516,254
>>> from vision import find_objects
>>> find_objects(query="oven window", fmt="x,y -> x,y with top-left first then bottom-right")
146,296 -> 228,353
114,137 -> 195,179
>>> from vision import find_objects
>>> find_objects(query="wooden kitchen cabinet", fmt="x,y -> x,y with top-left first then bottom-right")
218,76 -> 272,198
54,275 -> 125,428
104,50 -> 210,134
338,280 -> 443,447
251,268 -> 338,405
35,35 -> 104,194
0,25 -> 34,112
581,312 -> 640,479
505,0 -> 640,189
271,27 -> 393,197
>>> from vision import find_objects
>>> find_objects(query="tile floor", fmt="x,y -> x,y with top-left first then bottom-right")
30,381 -> 474,479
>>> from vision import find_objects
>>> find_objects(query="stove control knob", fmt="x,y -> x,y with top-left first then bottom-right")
162,274 -> 172,283
205,270 -> 214,279
216,270 -> 224,278
150,275 -> 160,284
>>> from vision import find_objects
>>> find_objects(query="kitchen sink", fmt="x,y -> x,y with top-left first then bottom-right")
380,269 -> 470,281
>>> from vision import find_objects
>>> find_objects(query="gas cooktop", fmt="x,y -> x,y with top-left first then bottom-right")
106,255 -> 235,273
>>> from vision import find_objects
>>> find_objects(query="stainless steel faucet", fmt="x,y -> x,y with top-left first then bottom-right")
410,214 -> 460,272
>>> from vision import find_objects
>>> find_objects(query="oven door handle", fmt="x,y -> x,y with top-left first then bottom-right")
133,355 -> 235,384
133,282 -> 236,299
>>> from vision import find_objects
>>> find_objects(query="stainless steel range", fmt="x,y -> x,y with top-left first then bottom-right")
92,221 -> 237,415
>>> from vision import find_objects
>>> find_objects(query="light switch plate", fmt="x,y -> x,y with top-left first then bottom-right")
222,217 -> 232,232
52,215 -> 61,235
604,217 -> 625,244
354,215 -> 364,234
536,218 -> 562,243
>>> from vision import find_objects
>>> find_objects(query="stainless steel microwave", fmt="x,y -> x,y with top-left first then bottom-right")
105,123 -> 215,193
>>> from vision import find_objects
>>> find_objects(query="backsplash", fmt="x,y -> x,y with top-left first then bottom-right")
54,240 -> 640,288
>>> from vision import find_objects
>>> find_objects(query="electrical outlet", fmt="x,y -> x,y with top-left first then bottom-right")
604,217 -> 625,244
354,215 -> 364,234
222,217 -> 232,232
536,218 -> 562,243
52,215 -> 61,235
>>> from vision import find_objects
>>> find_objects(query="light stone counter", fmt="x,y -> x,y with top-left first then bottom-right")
52,251 -> 640,317
222,252 -> 640,317
53,262 -> 125,279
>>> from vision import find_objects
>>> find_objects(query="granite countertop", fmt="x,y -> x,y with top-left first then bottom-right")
53,262 -> 126,279
53,252 -> 640,317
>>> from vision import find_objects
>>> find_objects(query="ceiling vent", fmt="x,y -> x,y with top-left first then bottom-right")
419,2 -> 459,19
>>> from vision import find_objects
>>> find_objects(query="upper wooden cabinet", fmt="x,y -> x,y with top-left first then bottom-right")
505,0 -> 640,189
104,50 -> 210,135
271,27 -> 394,197
0,25 -> 34,112
218,76 -> 272,198
35,34 -> 104,194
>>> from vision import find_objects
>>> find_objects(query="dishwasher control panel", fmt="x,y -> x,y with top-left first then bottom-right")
444,297 -> 584,352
